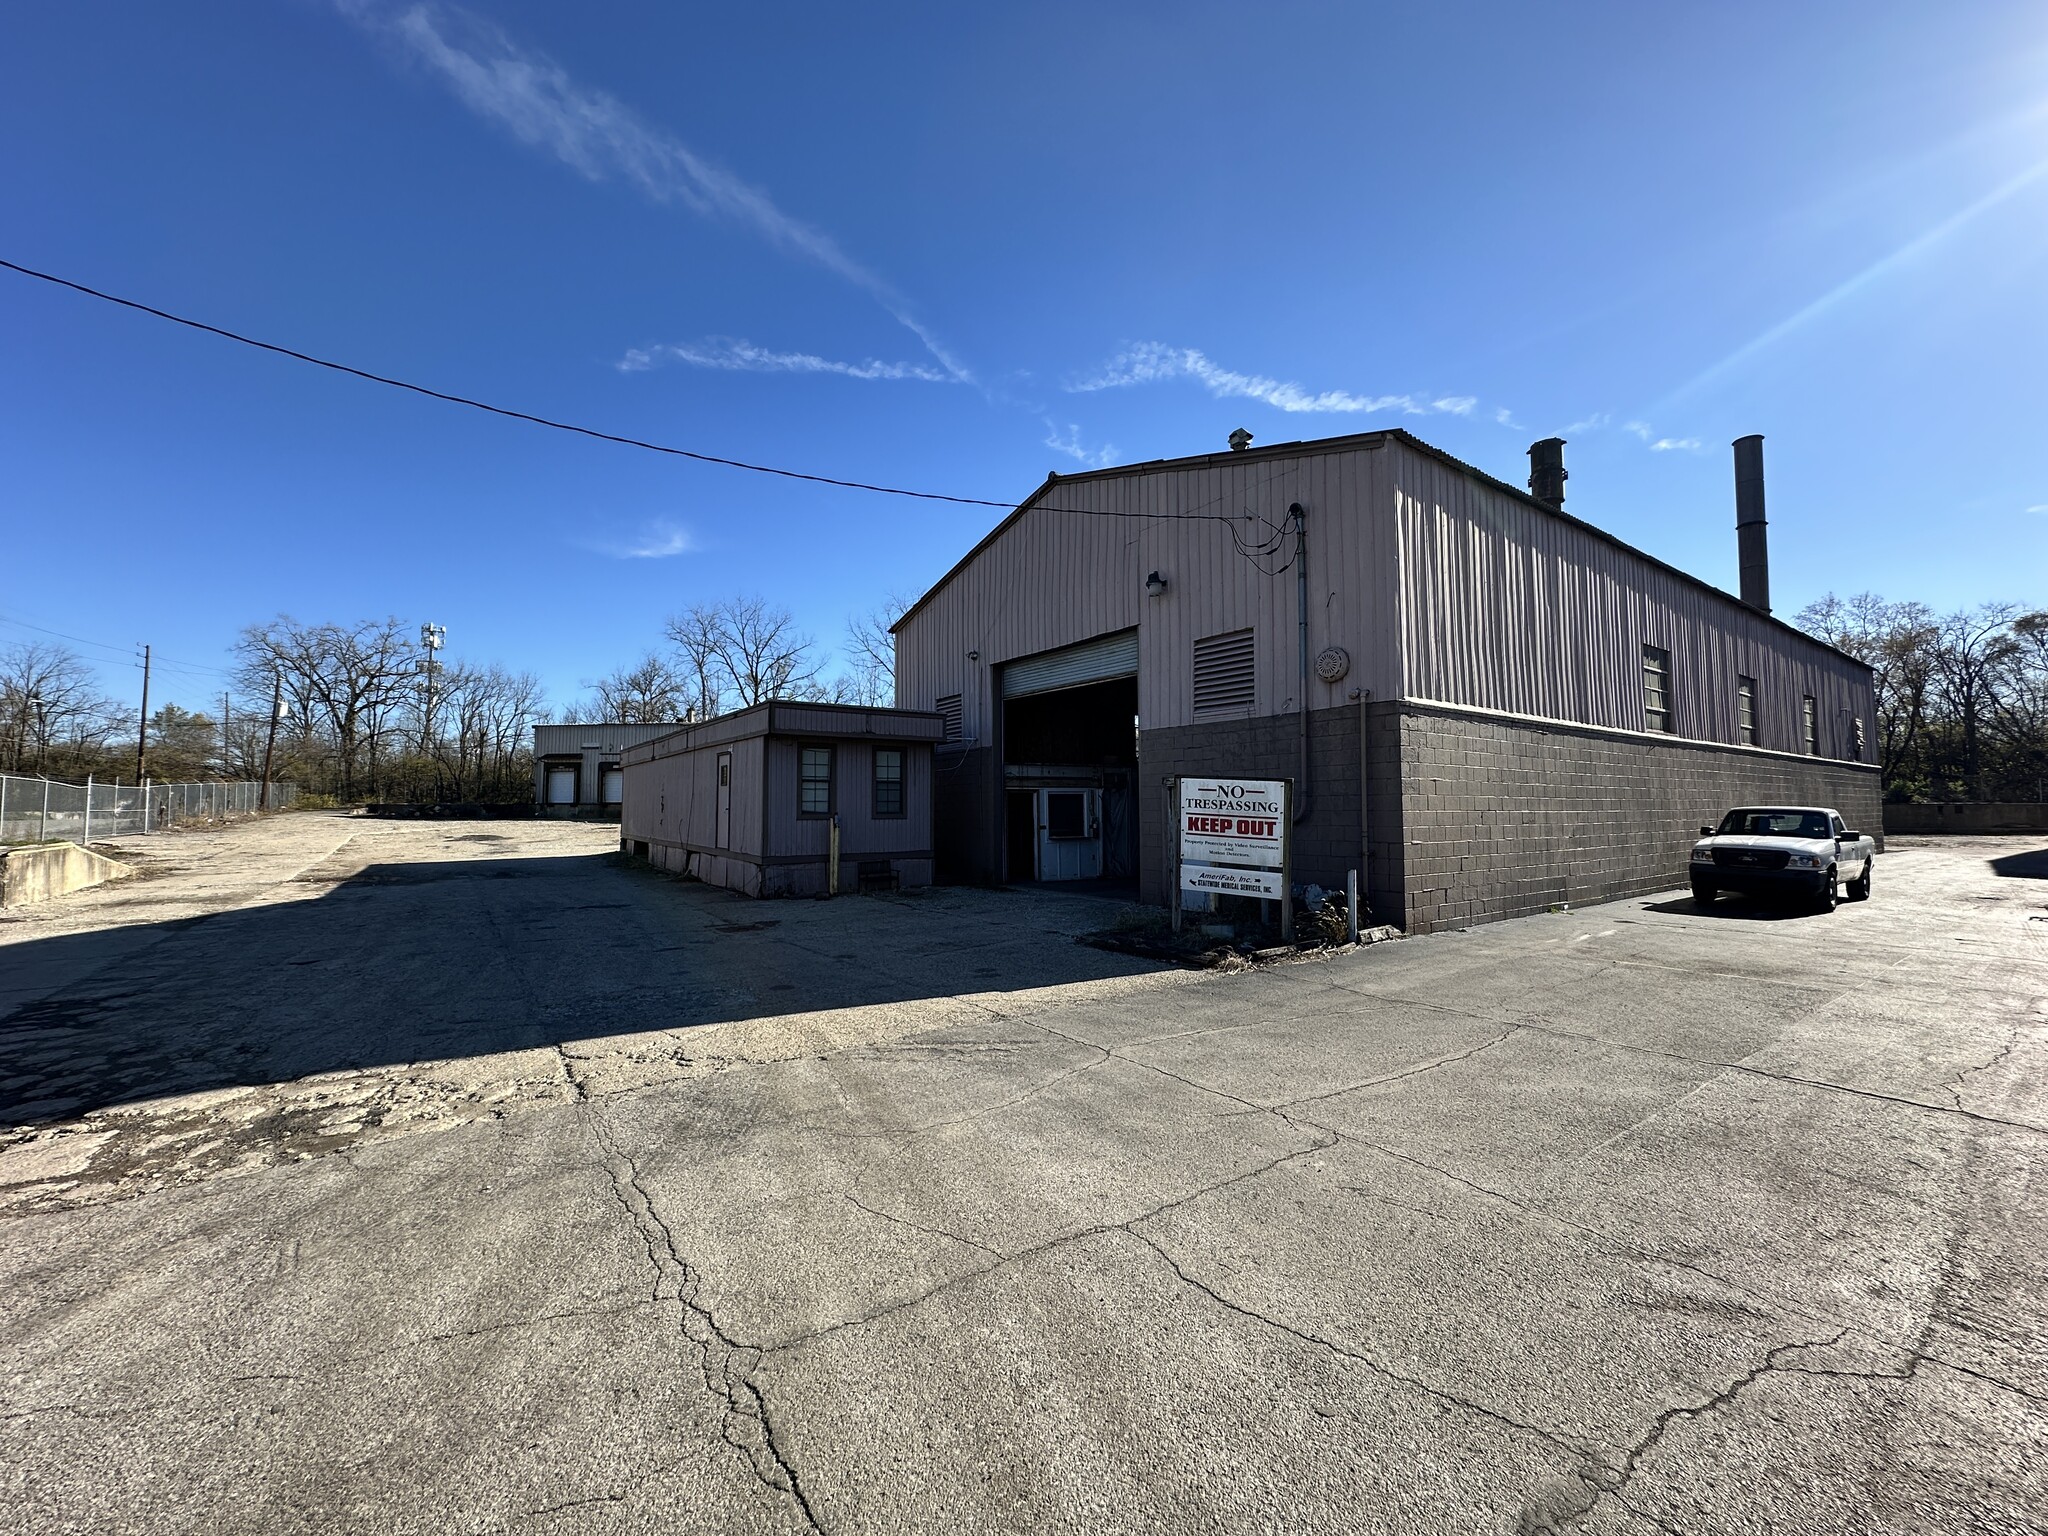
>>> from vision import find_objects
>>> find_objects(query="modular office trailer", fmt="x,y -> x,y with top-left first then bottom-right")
619,701 -> 943,897
892,427 -> 1880,933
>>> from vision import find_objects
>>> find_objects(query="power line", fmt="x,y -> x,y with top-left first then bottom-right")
0,256 -> 1297,535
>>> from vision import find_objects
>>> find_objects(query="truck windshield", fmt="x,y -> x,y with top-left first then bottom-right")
1717,809 -> 1830,839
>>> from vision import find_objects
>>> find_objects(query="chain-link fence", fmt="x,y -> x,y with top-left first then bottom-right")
0,775 -> 299,847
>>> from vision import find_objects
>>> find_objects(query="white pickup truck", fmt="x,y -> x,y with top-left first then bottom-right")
1689,805 -> 1875,911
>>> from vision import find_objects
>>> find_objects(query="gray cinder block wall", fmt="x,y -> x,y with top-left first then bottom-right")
1138,703 -> 1406,925
1395,703 -> 1883,933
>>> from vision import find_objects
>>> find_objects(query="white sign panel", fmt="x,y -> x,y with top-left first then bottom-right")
1181,863 -> 1285,899
1179,778 -> 1286,869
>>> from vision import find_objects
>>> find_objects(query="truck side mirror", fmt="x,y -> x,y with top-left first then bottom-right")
1838,829 -> 1861,841
1699,826 -> 1712,837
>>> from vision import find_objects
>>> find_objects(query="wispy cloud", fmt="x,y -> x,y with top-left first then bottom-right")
1564,412 -> 1611,433
1043,421 -> 1116,468
589,519 -> 695,559
618,338 -> 956,382
2027,503 -> 2048,515
1649,437 -> 1703,453
1068,343 -> 1477,418
344,1 -> 971,381
1494,406 -> 1522,429
1624,420 -> 1653,441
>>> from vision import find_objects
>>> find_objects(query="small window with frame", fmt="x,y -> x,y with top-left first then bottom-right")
1642,645 -> 1673,734
1737,676 -> 1757,745
799,744 -> 833,815
1802,696 -> 1818,756
872,747 -> 904,818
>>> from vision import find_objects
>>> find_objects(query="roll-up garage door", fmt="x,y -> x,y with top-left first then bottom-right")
1001,630 -> 1138,700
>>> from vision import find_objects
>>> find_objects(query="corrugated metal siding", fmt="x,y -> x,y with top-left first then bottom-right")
1389,440 -> 1875,758
621,736 -> 765,858
1001,630 -> 1138,699
894,443 -> 1402,736
763,739 -> 933,859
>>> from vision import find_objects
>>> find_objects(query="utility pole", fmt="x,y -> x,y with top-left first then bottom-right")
259,673 -> 282,810
222,691 -> 232,778
135,644 -> 151,785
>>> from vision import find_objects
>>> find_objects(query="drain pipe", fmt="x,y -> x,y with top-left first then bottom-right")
1292,502 -> 1311,824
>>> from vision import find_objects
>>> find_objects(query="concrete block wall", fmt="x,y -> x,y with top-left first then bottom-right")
1882,802 -> 2048,835
1137,703 -> 1406,926
1396,702 -> 1884,934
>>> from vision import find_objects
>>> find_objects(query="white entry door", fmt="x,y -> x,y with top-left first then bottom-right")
1035,789 -> 1103,881
546,766 -> 576,805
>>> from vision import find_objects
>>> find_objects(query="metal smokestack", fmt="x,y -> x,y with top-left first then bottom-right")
1733,434 -> 1770,614
1527,438 -> 1567,510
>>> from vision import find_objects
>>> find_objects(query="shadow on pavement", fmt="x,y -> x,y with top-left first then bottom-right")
1638,895 -> 1826,921
1988,848 -> 2048,880
0,852 -> 1160,1130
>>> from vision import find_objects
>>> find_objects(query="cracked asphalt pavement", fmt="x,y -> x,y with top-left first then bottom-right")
2,813 -> 2044,1534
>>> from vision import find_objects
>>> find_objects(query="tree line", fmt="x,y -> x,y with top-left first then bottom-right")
1797,596 -> 2047,803
575,594 -> 904,724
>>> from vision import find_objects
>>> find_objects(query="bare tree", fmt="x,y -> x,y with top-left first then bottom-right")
0,642 -> 123,775
583,654 -> 690,723
837,592 -> 913,708
1796,594 -> 1939,786
232,617 -> 415,802
1930,603 -> 2022,800
663,597 -> 821,714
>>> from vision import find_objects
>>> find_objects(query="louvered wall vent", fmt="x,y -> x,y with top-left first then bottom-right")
935,694 -> 964,742
1192,629 -> 1256,721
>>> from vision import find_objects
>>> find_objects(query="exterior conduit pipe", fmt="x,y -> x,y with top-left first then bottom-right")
1292,502 -> 1311,825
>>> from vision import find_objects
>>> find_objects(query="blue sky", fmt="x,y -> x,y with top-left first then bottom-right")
4,1 -> 2045,715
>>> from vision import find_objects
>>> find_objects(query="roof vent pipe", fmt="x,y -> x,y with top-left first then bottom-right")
1733,434 -> 1770,615
1527,438 -> 1567,510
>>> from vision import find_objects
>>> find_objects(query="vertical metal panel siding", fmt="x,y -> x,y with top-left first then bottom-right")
1389,441 -> 1876,755
893,444 -> 1402,735
622,735 -> 764,856
765,739 -> 933,859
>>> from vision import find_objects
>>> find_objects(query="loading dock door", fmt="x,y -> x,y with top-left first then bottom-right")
600,767 -> 623,805
715,752 -> 732,849
546,766 -> 576,805
1001,630 -> 1139,700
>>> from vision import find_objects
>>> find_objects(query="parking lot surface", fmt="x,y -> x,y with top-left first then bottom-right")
3,814 -> 2043,1534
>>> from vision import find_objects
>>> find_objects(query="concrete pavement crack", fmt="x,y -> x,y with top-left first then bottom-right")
841,1192 -> 1004,1257
1124,1226 -> 1609,1472
1556,1328 -> 1852,1530
1270,1027 -> 1524,1111
585,1107 -> 824,1534
767,1125 -> 1336,1353
1324,1128 -> 2048,1406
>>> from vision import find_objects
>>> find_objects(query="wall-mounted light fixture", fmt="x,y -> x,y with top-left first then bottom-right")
1145,571 -> 1168,597
967,649 -> 980,662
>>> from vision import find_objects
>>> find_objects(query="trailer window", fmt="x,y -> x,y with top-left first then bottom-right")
799,745 -> 833,815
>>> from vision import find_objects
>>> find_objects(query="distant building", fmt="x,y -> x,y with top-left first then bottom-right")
619,701 -> 944,897
533,722 -> 681,818
892,428 -> 1879,933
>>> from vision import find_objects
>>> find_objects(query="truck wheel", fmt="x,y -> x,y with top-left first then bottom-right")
1814,869 -> 1838,913
1850,862 -> 1872,902
1691,880 -> 1716,907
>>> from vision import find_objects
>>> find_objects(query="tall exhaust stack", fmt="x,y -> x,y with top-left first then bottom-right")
1733,434 -> 1770,614
1528,438 -> 1567,510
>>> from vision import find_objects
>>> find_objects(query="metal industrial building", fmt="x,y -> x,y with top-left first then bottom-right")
533,722 -> 681,818
619,701 -> 943,897
892,428 -> 1880,933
